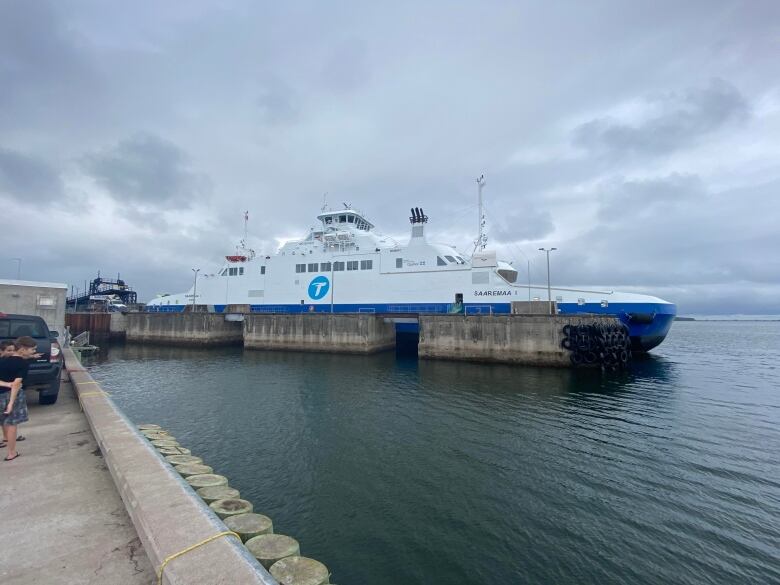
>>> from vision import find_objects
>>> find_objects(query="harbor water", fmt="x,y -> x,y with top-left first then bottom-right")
85,321 -> 780,584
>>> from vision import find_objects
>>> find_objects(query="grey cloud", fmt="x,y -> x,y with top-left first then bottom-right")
597,173 -> 705,221
489,207 -> 555,242
82,134 -> 212,208
0,147 -> 63,203
0,2 -> 777,315
573,79 -> 749,158
319,37 -> 370,93
0,1 -> 101,132
256,80 -> 299,125
554,177 -> 780,293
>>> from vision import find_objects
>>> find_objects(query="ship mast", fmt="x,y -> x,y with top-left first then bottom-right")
473,174 -> 487,255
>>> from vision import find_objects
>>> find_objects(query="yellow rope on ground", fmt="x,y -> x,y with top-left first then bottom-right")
157,531 -> 241,585
75,380 -> 100,386
77,390 -> 110,411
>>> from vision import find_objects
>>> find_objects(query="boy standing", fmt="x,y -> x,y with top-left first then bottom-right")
0,337 -> 32,461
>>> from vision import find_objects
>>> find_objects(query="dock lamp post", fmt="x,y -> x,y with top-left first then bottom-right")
538,247 -> 557,315
191,268 -> 200,308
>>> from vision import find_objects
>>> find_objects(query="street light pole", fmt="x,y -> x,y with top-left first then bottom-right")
538,247 -> 557,315
191,268 -> 200,309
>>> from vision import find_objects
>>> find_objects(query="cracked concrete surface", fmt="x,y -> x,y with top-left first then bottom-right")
0,377 -> 154,584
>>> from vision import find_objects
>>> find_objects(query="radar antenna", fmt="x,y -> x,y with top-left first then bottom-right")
473,174 -> 487,254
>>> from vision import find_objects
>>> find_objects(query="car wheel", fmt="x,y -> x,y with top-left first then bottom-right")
39,378 -> 60,405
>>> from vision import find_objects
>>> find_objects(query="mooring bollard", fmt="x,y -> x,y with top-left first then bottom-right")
186,474 -> 228,489
165,454 -> 203,466
142,431 -> 171,441
175,463 -> 214,477
245,534 -> 300,569
158,446 -> 191,456
196,485 -> 240,504
151,439 -> 180,448
223,513 -> 273,542
209,498 -> 253,519
269,556 -> 330,585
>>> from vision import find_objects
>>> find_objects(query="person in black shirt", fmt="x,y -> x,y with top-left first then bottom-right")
0,338 -> 32,461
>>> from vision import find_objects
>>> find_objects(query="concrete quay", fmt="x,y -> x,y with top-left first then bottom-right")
0,375 -> 154,585
100,310 -> 626,367
63,349 -> 278,585
244,313 -> 396,353
419,313 -> 622,366
125,312 -> 243,347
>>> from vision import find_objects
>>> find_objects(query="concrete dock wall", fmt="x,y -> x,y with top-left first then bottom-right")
64,349 -> 277,585
418,314 -> 620,366
110,311 -> 127,340
126,313 -> 243,346
244,313 -> 396,353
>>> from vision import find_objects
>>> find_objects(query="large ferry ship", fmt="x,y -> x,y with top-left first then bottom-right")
147,199 -> 676,351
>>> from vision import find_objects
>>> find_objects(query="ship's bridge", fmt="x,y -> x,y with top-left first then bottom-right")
316,210 -> 374,232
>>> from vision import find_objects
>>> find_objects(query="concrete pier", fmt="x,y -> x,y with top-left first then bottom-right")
0,375 -> 154,584
418,314 -> 622,366
63,349 -> 277,584
244,313 -> 396,354
125,313 -> 243,346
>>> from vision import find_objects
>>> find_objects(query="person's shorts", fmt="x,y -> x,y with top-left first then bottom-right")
0,388 -> 29,426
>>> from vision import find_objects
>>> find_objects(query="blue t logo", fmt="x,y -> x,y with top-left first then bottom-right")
308,275 -> 330,300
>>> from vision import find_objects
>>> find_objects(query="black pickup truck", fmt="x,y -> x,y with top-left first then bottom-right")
0,313 -> 62,404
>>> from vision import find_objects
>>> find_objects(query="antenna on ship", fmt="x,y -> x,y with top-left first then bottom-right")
243,210 -> 249,242
473,174 -> 487,255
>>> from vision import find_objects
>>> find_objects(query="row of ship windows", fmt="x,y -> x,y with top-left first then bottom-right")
220,266 -> 267,276
220,256 -> 467,278
295,260 -> 374,273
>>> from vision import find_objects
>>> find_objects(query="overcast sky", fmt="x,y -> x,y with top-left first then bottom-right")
1,0 -> 778,314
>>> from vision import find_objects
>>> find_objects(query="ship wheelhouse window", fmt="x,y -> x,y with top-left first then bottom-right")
320,262 -> 331,271
347,215 -> 354,223
497,268 -> 518,283
339,215 -> 347,223
360,260 -> 373,270
333,261 -> 345,271
347,260 -> 359,271
295,264 -> 306,273
239,267 -> 244,275
324,217 -> 332,224
229,267 -> 238,276
437,256 -> 447,266
261,266 -> 266,275
220,268 -> 227,276
445,255 -> 456,263
456,256 -> 465,264
396,258 -> 403,268
308,263 -> 318,272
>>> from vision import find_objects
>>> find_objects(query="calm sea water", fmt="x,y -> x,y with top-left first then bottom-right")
85,321 -> 780,584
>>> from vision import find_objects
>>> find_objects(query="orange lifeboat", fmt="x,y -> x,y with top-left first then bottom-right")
225,255 -> 247,262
